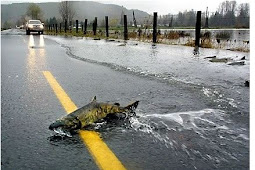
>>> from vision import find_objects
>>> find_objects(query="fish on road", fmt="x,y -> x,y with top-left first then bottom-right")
49,96 -> 139,135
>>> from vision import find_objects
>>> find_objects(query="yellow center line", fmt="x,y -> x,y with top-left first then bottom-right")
43,71 -> 126,170
43,71 -> 77,113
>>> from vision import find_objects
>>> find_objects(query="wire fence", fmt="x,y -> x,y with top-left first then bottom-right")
45,11 -> 249,52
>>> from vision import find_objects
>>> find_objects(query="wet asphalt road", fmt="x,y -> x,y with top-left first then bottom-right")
1,31 -> 98,169
1,29 -> 249,170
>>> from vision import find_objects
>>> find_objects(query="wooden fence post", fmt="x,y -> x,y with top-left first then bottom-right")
153,12 -> 157,43
55,23 -> 58,33
84,19 -> 87,35
93,17 -> 97,35
105,16 -> 109,38
195,11 -> 201,48
124,15 -> 128,40
76,20 -> 78,33
69,21 -> 72,33
65,19 -> 67,33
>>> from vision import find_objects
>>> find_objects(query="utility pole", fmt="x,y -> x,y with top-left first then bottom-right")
133,11 -> 137,28
169,15 -> 173,27
204,7 -> 209,28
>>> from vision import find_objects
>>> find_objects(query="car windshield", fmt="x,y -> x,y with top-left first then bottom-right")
29,21 -> 41,24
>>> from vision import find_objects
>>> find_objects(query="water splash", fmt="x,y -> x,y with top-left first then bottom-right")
128,109 -> 248,166
53,127 -> 72,137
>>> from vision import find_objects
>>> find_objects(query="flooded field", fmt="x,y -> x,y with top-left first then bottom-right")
131,28 -> 250,51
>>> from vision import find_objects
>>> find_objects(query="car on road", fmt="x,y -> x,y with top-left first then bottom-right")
26,20 -> 44,35
72,24 -> 82,29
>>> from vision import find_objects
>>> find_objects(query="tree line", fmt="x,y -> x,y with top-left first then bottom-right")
7,0 -> 249,29
158,1 -> 249,28
45,0 -> 249,29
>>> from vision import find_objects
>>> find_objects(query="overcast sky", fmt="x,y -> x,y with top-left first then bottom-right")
1,0 -> 250,15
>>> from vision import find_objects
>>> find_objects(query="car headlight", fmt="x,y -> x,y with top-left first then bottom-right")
40,25 -> 44,29
28,25 -> 33,29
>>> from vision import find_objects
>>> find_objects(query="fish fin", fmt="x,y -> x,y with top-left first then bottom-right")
125,101 -> 139,111
114,103 -> 120,106
91,96 -> 97,102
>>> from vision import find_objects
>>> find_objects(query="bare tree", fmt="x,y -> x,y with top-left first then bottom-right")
217,1 -> 237,27
218,1 -> 237,15
59,1 -> 76,24
26,3 -> 43,20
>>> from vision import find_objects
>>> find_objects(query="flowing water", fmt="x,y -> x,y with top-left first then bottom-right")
43,31 -> 249,169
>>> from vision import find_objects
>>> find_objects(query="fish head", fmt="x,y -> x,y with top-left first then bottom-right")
49,116 -> 81,131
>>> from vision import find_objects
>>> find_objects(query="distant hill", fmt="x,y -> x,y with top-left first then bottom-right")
1,1 -> 150,27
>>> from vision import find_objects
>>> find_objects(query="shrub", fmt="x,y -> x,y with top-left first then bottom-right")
215,31 -> 231,39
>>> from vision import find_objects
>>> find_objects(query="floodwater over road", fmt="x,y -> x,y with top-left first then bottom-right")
1,29 -> 249,169
46,34 -> 249,169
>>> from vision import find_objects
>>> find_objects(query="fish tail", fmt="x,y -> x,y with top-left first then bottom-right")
125,101 -> 139,111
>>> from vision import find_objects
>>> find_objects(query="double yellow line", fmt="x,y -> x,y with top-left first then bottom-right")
43,71 -> 126,170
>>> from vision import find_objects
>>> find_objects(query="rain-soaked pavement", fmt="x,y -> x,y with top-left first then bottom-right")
1,29 -> 249,169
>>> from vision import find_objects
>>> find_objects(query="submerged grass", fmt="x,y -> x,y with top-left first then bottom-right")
45,29 -> 248,52
215,31 -> 231,40
228,47 -> 250,52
